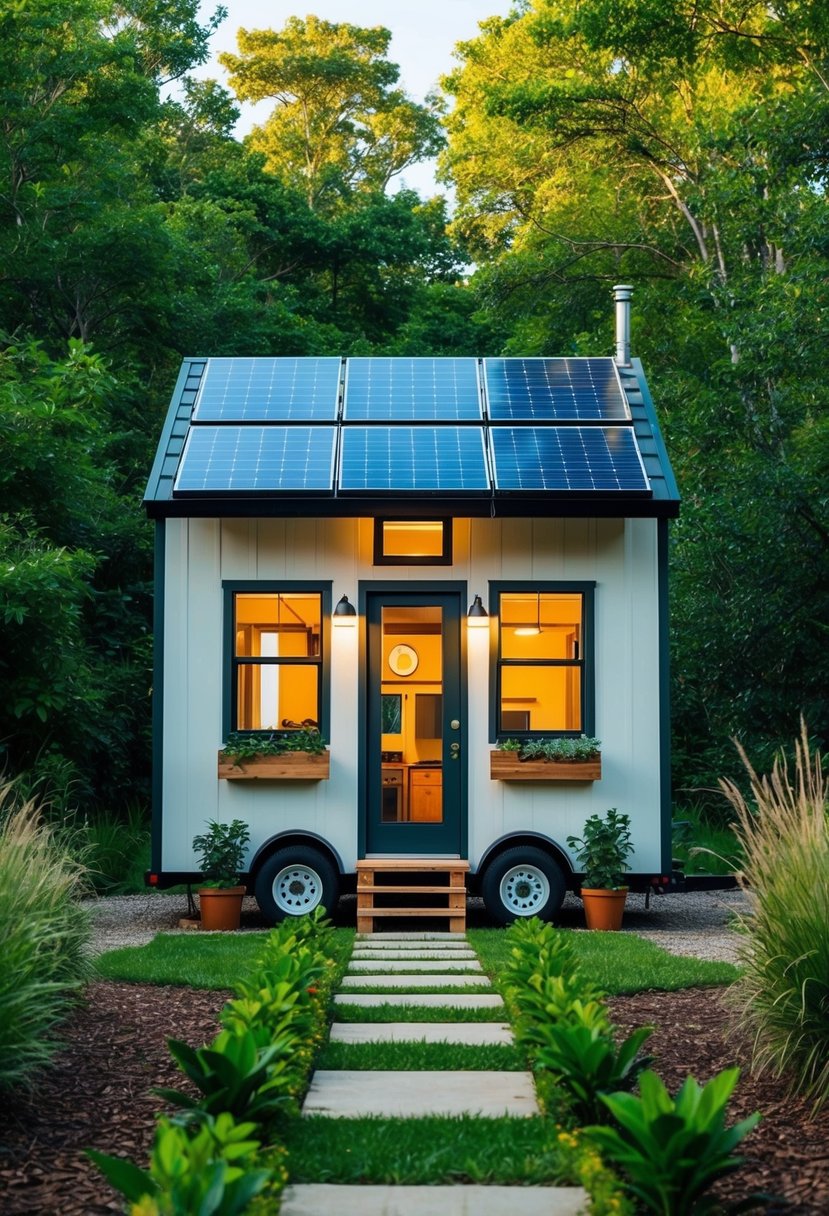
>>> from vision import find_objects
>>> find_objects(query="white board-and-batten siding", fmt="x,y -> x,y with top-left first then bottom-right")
161,516 -> 664,876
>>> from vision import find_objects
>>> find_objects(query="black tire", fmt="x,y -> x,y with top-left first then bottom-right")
480,846 -> 566,926
253,846 -> 339,924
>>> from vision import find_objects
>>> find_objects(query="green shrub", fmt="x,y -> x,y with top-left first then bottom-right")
89,1111 -> 272,1216
586,1068 -> 760,1215
0,782 -> 91,1090
65,803 -> 149,894
534,1015 -> 653,1122
721,723 -> 829,1111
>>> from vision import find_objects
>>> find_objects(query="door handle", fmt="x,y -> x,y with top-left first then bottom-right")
450,742 -> 460,752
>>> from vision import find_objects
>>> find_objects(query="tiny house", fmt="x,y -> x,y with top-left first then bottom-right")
144,287 -> 680,925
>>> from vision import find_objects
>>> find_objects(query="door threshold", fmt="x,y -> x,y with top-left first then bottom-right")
364,853 -> 461,860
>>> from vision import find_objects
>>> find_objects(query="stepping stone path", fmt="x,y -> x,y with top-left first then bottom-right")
281,931 -> 588,1216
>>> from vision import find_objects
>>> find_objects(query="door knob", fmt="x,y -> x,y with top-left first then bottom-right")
450,742 -> 460,752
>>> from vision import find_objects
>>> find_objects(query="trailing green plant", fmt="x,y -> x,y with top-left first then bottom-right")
192,819 -> 250,888
155,1028 -> 301,1125
220,729 -> 326,763
586,1068 -> 761,1216
721,723 -> 829,1112
568,808 -> 633,890
88,1112 -> 271,1216
497,735 -> 601,761
0,781 -> 92,1091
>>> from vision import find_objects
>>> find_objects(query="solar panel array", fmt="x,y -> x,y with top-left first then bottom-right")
172,356 -> 651,498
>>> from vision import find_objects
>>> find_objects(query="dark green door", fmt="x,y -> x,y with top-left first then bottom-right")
364,588 -> 465,855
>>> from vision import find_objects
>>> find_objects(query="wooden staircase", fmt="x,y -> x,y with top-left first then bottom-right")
355,859 -> 470,934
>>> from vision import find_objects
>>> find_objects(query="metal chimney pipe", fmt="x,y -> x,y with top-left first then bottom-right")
613,284 -> 634,365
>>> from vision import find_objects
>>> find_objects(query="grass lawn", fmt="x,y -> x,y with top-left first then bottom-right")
281,1115 -> 572,1184
96,928 -> 354,989
96,924 -> 737,993
316,1040 -> 525,1071
469,927 -> 739,993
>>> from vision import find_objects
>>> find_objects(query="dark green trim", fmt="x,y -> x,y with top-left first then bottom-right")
633,358 -> 681,506
658,518 -> 673,873
221,581 -> 332,742
488,582 -> 596,743
149,520 -> 165,877
373,518 -> 454,565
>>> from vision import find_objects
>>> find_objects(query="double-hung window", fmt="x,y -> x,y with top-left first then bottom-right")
491,582 -> 595,738
224,582 -> 331,736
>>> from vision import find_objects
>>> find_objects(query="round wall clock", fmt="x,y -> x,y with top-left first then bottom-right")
388,643 -> 419,677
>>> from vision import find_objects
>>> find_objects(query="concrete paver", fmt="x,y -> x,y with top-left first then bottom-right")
346,959 -> 483,973
333,993 -> 504,1008
328,1022 -> 514,1045
281,1185 -> 588,1216
340,973 -> 491,989
302,1070 -> 539,1118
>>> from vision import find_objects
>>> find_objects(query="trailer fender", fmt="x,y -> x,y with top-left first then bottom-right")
475,831 -> 575,886
248,830 -> 345,880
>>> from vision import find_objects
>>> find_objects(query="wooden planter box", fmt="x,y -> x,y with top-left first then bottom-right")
490,751 -> 601,781
218,751 -> 330,781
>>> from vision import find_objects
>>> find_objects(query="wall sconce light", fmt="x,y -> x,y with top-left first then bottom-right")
333,594 -> 357,625
467,594 -> 489,627
514,591 -> 542,636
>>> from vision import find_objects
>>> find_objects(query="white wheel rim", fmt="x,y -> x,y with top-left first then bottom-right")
273,864 -> 324,914
499,864 -> 550,916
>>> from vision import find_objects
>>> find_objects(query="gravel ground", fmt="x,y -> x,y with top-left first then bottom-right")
85,886 -> 749,961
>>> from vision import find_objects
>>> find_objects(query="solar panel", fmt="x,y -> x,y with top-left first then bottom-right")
484,357 -> 629,422
491,426 -> 650,492
339,426 -> 490,493
343,358 -> 482,421
192,357 -> 341,422
174,426 -> 337,494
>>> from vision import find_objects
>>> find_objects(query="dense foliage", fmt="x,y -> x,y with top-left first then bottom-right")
0,1 -> 826,808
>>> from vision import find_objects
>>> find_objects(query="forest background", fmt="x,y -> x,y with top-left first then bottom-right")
1,0 -> 826,835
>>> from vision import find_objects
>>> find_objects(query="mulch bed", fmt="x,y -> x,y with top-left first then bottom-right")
0,982 -> 827,1214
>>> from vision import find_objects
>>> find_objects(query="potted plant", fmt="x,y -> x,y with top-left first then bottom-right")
567,807 -> 633,930
192,819 -> 250,931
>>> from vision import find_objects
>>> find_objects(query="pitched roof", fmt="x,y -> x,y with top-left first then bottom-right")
144,356 -> 679,519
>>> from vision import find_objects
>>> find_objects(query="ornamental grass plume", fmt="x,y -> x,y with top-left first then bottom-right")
0,782 -> 92,1089
721,721 -> 829,1112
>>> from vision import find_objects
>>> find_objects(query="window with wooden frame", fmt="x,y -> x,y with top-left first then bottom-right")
373,519 -> 452,565
224,583 -> 331,736
490,582 -> 595,739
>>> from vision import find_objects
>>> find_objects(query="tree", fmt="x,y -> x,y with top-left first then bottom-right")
441,0 -> 829,788
220,16 -> 444,209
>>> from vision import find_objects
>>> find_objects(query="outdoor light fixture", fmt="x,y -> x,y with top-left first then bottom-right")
467,594 -> 489,627
515,591 -> 542,637
333,594 -> 357,625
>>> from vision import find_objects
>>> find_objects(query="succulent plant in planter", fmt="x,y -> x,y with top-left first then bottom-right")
192,819 -> 250,931
567,808 -> 633,931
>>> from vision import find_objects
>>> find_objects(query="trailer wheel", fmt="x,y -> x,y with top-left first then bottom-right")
254,847 -> 338,924
481,846 -> 566,925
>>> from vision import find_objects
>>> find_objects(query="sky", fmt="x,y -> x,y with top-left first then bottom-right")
195,0 -> 514,196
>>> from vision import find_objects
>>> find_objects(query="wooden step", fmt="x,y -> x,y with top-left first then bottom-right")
355,859 -> 470,934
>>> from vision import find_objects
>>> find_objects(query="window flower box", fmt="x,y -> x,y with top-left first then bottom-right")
218,731 -> 329,780
489,752 -> 601,781
490,737 -> 601,781
218,750 -> 330,780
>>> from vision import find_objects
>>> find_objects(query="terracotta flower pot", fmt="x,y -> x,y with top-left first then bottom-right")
198,885 -> 245,931
580,886 -> 628,931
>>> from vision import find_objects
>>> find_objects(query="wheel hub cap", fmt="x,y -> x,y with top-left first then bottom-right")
500,865 -> 550,915
273,865 -> 322,913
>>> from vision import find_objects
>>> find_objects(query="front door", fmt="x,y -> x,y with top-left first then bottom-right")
363,587 -> 465,855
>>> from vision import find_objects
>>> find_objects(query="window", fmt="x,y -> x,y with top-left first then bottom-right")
374,519 -> 452,565
224,584 -> 331,736
491,583 -> 594,738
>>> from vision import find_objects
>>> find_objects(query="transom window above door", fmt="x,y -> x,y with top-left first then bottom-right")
374,519 -> 452,565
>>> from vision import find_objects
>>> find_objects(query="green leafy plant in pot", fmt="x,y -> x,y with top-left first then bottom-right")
192,819 -> 250,931
567,808 -> 633,930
